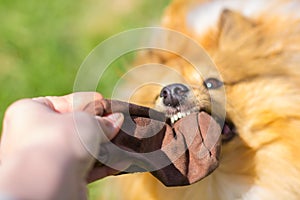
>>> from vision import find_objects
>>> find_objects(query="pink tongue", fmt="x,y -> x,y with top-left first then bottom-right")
222,123 -> 235,141
85,99 -> 222,186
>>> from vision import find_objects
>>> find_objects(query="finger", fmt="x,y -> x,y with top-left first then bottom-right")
96,113 -> 124,143
33,92 -> 103,113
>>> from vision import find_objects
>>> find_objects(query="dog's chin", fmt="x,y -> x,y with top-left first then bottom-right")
163,106 -> 236,142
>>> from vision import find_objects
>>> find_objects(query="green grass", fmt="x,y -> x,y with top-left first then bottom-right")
0,0 -> 170,119
0,0 -> 170,199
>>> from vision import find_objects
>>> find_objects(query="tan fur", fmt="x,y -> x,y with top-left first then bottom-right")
104,0 -> 300,199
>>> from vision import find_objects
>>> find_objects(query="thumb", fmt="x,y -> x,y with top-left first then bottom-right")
95,113 -> 124,143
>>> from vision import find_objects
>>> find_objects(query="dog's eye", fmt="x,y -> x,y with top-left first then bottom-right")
204,78 -> 223,89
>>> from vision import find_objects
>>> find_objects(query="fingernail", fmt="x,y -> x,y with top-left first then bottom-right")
105,113 -> 124,128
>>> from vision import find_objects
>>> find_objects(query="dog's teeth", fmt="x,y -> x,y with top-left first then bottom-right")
169,110 -> 194,123
171,116 -> 175,124
177,112 -> 182,119
173,114 -> 178,121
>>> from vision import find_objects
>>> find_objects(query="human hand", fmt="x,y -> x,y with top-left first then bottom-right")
0,92 -> 124,200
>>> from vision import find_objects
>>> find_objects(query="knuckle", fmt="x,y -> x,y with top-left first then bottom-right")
4,99 -> 33,120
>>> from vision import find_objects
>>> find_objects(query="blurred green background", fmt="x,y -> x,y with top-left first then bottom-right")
0,0 -> 170,199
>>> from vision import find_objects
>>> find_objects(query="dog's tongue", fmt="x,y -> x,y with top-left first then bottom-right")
85,100 -> 222,186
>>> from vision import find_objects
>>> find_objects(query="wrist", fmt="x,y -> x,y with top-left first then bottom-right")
0,145 -> 82,200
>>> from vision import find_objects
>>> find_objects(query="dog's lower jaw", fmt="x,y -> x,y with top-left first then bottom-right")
113,163 -> 256,200
114,126 -> 298,200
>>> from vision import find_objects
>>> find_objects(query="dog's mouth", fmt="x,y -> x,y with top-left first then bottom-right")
165,107 -> 236,142
157,83 -> 236,143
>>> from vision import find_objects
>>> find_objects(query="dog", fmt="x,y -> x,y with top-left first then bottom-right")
103,0 -> 300,199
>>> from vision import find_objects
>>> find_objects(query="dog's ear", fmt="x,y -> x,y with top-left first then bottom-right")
219,9 -> 256,45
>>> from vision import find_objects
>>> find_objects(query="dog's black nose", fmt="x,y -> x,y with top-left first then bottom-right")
160,83 -> 189,107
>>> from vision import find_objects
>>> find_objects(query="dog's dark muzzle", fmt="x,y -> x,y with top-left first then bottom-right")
160,83 -> 190,107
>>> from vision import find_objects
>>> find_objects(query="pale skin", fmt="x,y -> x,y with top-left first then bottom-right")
0,92 -> 124,200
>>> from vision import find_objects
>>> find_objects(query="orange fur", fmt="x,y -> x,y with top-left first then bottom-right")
102,0 -> 300,199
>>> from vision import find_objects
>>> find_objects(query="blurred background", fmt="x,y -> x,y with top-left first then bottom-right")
0,0 -> 170,199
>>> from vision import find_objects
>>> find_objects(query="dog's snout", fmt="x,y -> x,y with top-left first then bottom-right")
160,83 -> 189,107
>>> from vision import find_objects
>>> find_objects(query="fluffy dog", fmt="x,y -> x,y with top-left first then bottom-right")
104,0 -> 300,199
